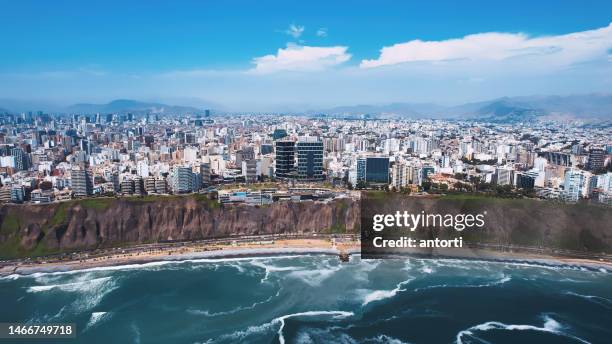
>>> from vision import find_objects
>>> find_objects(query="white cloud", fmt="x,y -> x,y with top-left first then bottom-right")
250,44 -> 351,74
361,23 -> 612,68
285,24 -> 305,39
316,28 -> 328,37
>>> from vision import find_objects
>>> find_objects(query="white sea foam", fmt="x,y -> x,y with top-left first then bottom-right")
273,311 -> 354,344
85,311 -> 110,330
10,253 -> 310,278
564,291 -> 612,307
421,267 -> 434,274
287,259 -> 344,287
188,287 -> 282,317
26,275 -> 117,313
362,278 -> 415,306
26,276 -> 113,293
416,274 -> 511,292
202,310 -> 353,344
456,315 -> 590,344
249,260 -> 301,283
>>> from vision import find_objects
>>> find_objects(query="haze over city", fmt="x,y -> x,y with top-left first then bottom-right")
1,1 -> 612,111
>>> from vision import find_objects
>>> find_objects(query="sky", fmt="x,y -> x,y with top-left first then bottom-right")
1,0 -> 611,111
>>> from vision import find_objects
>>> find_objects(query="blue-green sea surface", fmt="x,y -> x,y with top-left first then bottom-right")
1,255 -> 611,343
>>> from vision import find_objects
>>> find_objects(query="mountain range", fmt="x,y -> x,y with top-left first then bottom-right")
1,94 -> 611,122
316,94 -> 612,122
66,99 -> 204,114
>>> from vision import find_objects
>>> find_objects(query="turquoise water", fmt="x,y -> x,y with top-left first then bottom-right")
1,255 -> 611,343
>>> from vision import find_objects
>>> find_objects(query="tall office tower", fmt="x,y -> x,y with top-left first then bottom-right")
515,172 -> 536,189
562,169 -> 585,202
587,148 -> 605,171
171,166 -> 194,194
110,172 -> 120,192
356,158 -> 366,182
71,169 -> 93,197
297,137 -> 324,181
275,140 -> 295,179
365,157 -> 390,184
391,162 -> 410,189
10,147 -> 29,171
200,162 -> 211,186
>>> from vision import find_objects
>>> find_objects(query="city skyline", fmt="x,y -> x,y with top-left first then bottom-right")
1,1 -> 612,111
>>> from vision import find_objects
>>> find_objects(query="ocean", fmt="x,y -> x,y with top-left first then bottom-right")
1,255 -> 611,343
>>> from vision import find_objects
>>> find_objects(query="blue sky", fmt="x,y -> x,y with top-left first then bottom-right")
1,0 -> 611,111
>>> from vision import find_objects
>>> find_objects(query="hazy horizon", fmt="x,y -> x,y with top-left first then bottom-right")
1,1 -> 612,112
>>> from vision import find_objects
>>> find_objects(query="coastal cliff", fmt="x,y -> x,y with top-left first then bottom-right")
0,195 -> 359,259
362,193 -> 612,255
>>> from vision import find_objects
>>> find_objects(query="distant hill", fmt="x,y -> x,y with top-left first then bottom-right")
66,99 -> 204,114
319,94 -> 612,122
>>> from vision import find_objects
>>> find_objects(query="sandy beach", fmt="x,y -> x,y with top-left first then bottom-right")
0,238 -> 359,276
1,237 -> 610,277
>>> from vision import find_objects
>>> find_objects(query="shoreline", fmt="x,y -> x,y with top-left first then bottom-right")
1,239 -> 611,277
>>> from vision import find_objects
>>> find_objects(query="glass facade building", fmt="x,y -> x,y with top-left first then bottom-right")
275,140 -> 295,179
297,138 -> 324,181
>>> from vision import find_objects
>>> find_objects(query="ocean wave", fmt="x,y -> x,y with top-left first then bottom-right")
6,254 -> 310,278
564,291 -> 612,308
362,278 -> 415,306
0,273 -> 21,281
188,286 -> 283,317
26,276 -> 113,293
26,275 -> 118,313
456,314 -> 590,344
287,261 -> 343,287
85,311 -> 111,330
415,274 -> 511,292
249,260 -> 301,283
273,311 -> 354,344
202,310 -> 353,344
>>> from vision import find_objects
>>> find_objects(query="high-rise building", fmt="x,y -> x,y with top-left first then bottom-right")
391,162 -> 410,189
121,179 -> 135,195
356,158 -> 366,182
10,147 -> 29,171
297,137 -> 324,181
562,169 -> 585,202
365,157 -> 390,184
171,166 -> 194,193
242,159 -> 260,184
71,169 -> 93,197
200,162 -> 211,186
515,172 -> 535,189
275,140 -> 295,179
495,167 -> 513,186
587,148 -> 605,171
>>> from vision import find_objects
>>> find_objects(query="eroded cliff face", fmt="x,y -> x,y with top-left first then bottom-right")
361,194 -> 612,253
0,196 -> 359,259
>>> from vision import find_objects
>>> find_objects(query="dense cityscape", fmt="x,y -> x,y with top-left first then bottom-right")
0,110 -> 609,206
